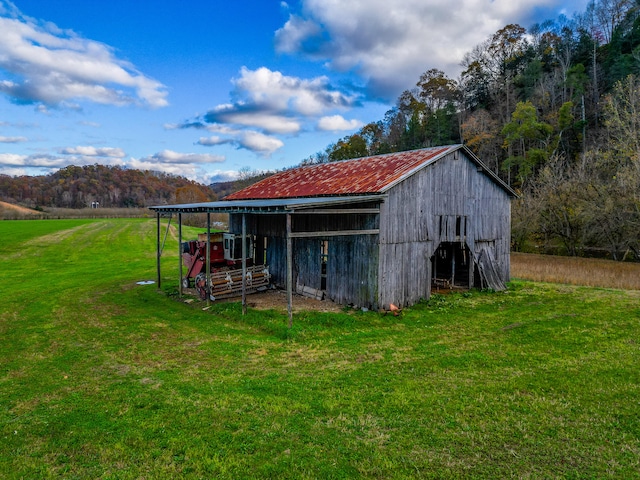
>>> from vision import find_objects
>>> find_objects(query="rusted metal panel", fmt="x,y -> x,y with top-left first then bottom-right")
225,147 -> 453,200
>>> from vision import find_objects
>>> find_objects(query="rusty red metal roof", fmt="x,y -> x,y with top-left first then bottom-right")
225,146 -> 455,200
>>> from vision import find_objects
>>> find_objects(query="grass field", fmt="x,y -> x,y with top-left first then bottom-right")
1,219 -> 639,478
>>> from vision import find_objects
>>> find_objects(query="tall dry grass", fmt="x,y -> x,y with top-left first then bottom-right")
511,252 -> 640,290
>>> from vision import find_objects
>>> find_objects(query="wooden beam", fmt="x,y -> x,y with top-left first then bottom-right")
288,229 -> 379,238
156,211 -> 161,290
286,213 -> 293,328
178,213 -> 183,298
206,213 -> 211,307
242,213 -> 247,315
290,208 -> 380,215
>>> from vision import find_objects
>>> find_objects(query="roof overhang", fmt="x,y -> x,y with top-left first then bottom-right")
148,194 -> 386,215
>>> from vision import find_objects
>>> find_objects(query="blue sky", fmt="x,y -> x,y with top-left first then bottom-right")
0,0 -> 589,184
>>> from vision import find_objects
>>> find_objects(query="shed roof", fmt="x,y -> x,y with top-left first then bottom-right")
148,195 -> 384,214
224,144 -> 516,200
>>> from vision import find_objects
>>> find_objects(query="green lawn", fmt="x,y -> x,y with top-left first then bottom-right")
1,219 -> 639,478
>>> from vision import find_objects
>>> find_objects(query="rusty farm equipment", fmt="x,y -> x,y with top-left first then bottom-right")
182,232 -> 270,300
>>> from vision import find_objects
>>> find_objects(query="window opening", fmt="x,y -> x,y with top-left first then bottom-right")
320,240 -> 329,291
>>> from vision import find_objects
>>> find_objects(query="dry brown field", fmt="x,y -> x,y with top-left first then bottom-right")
511,252 -> 640,290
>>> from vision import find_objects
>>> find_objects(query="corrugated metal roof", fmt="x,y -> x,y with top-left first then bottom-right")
148,195 -> 385,214
225,145 -> 456,200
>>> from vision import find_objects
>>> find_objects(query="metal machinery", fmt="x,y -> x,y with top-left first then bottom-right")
181,232 -> 270,300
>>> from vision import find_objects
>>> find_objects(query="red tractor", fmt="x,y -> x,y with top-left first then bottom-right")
182,233 -> 270,300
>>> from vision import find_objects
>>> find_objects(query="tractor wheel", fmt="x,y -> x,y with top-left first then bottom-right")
182,277 -> 190,289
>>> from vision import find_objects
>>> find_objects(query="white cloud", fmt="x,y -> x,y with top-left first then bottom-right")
59,146 -> 126,157
275,0 -> 590,99
233,66 -> 354,116
204,170 -> 242,183
317,115 -> 363,131
197,136 -> 234,147
182,66 -> 358,154
211,107 -> 301,135
0,4 -> 168,107
147,150 -> 226,165
238,131 -> 284,154
127,159 -> 199,178
0,151 -> 124,170
0,135 -> 27,143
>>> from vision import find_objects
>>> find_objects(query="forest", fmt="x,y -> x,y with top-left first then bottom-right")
304,0 -> 640,261
0,164 -> 216,209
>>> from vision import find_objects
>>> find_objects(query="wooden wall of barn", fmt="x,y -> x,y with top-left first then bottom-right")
378,149 -> 511,307
229,206 -> 380,308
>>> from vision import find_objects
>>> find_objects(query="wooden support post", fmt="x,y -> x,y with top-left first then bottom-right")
451,243 -> 456,286
178,213 -> 183,298
206,213 -> 211,306
242,213 -> 247,315
156,212 -> 161,290
286,212 -> 293,328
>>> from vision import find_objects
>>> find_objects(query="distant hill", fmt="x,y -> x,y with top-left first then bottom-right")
0,165 -> 216,209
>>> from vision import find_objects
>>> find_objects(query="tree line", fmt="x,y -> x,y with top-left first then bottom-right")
303,0 -> 640,261
0,164 -> 216,209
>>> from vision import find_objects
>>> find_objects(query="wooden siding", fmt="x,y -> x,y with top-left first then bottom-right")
229,209 -> 381,308
326,235 -> 379,309
227,149 -> 512,310
378,150 -> 511,307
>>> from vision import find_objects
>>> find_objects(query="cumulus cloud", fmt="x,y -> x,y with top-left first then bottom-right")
196,136 -> 233,147
125,151 -> 224,180
145,150 -> 226,165
238,131 -> 284,154
204,170 -> 242,183
0,148 -> 227,180
275,0 -> 589,99
0,1 -> 168,108
0,151 -> 124,172
181,66 -> 358,155
0,135 -> 27,143
197,131 -> 284,155
59,146 -> 126,157
317,115 -> 362,131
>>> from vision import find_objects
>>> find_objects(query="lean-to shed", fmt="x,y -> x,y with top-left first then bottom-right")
221,144 -> 516,310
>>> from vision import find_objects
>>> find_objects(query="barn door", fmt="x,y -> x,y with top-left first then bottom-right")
431,241 -> 471,289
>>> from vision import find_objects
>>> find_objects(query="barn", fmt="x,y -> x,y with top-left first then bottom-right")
149,144 -> 516,316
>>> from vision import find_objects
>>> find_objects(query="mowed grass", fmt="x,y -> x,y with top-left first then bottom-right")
1,219 -> 639,478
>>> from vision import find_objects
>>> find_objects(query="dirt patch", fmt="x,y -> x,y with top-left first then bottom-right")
183,287 -> 344,313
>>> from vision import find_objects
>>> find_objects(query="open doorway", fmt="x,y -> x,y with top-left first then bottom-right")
431,242 -> 471,290
320,240 -> 329,291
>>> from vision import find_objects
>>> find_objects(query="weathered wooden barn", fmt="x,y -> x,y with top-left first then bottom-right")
150,144 -> 516,314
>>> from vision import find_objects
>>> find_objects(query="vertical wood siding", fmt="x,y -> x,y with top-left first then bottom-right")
230,208 -> 380,308
229,149 -> 511,310
379,151 -> 511,307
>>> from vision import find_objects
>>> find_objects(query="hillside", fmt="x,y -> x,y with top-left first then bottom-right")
0,200 -> 41,216
0,164 -> 216,209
